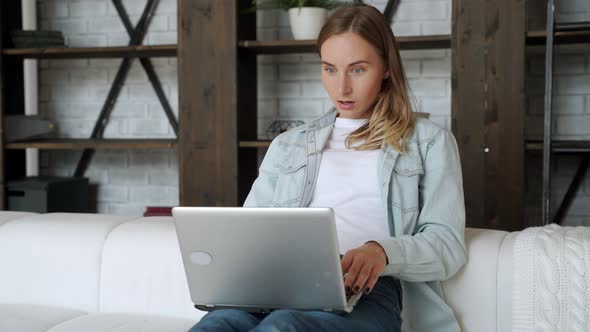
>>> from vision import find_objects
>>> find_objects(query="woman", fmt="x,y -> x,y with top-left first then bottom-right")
190,4 -> 466,332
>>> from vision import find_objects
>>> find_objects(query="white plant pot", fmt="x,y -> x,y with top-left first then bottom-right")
288,7 -> 328,40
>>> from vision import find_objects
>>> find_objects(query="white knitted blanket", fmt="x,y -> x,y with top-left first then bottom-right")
512,224 -> 590,331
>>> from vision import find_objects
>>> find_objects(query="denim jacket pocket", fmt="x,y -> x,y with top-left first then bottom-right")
271,161 -> 307,207
389,158 -> 424,213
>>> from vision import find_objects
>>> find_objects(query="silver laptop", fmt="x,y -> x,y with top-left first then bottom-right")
172,207 -> 362,314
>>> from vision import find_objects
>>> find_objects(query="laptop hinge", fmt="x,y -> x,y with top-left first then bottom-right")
322,308 -> 333,312
195,304 -> 215,310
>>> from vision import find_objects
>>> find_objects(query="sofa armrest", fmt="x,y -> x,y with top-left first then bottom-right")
442,228 -> 509,332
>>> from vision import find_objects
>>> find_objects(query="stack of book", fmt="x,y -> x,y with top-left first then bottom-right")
11,30 -> 65,48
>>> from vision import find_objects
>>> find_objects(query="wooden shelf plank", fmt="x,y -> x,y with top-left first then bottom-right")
239,35 -> 451,54
527,29 -> 590,45
525,140 -> 590,153
239,140 -> 271,148
5,138 -> 177,150
2,44 -> 177,59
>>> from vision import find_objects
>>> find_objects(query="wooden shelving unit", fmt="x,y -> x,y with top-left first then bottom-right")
0,1 -> 179,209
530,16 -> 590,224
5,139 -> 177,150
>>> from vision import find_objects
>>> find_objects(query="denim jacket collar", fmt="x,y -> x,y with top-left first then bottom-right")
304,109 -> 401,156
300,109 -> 401,208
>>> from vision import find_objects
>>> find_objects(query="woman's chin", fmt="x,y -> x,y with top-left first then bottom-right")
336,108 -> 370,119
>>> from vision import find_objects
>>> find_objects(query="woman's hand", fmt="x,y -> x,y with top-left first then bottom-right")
341,241 -> 388,295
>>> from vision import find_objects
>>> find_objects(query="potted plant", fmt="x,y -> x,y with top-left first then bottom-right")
251,0 -> 344,40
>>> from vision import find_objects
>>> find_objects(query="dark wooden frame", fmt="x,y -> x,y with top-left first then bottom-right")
452,0 -> 526,230
177,0 -> 251,206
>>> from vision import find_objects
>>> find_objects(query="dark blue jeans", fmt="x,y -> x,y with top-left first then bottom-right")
188,276 -> 402,332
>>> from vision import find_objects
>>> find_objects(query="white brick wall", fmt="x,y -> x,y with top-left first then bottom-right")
525,0 -> 590,225
38,0 -> 178,216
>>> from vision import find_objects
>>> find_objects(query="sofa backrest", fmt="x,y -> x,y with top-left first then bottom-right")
0,212 -> 205,321
0,211 -> 35,226
0,213 -> 133,312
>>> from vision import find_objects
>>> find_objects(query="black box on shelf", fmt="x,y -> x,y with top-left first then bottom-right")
7,176 -> 90,213
10,30 -> 65,48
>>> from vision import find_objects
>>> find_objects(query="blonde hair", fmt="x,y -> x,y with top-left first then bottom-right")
317,4 -> 416,153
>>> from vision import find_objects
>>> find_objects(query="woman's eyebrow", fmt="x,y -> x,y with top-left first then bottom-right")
321,60 -> 370,67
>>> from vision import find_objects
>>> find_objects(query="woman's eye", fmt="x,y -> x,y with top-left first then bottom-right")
352,67 -> 365,74
324,67 -> 336,73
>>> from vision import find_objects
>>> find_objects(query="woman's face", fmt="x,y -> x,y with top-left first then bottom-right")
320,32 -> 388,119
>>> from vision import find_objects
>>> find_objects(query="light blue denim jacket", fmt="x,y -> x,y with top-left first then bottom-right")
244,110 -> 467,332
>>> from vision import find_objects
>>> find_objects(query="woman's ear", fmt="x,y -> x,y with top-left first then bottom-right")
383,70 -> 390,80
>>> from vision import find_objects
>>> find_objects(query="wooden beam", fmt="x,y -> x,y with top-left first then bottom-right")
452,0 -> 525,230
178,0 -> 239,206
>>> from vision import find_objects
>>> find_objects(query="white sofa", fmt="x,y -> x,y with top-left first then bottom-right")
0,211 -> 588,331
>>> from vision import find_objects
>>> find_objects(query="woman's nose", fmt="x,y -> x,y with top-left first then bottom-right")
338,75 -> 352,95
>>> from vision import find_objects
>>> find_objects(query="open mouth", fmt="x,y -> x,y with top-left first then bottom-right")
337,101 -> 355,110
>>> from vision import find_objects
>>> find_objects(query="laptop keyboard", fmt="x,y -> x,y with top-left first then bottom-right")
346,290 -> 363,307
340,255 -> 363,307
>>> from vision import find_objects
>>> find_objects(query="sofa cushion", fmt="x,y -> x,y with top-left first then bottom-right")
46,312 -> 197,332
0,303 -> 86,332
0,213 -> 135,312
442,228 -> 509,332
100,217 -> 205,321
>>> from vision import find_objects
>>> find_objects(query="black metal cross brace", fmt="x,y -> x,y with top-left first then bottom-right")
553,155 -> 590,225
74,0 -> 178,177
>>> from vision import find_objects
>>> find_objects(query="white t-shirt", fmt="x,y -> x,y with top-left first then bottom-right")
309,117 -> 390,254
